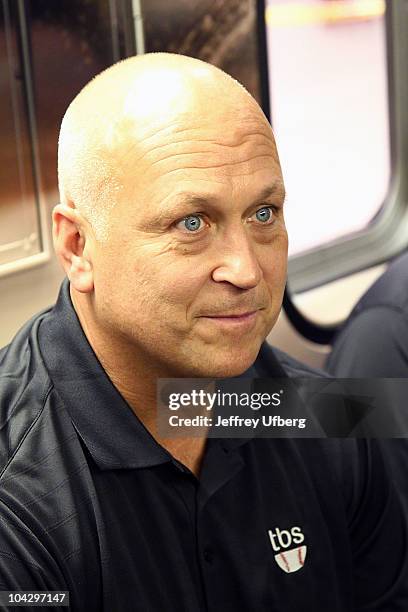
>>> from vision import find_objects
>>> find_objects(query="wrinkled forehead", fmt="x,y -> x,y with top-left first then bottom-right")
112,111 -> 283,224
115,103 -> 278,178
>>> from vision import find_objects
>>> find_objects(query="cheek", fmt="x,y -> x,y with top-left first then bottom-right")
260,239 -> 288,294
129,251 -> 208,310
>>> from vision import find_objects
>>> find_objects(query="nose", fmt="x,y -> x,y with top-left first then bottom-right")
211,227 -> 263,289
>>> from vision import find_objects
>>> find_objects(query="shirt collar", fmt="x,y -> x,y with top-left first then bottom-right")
38,279 -> 287,470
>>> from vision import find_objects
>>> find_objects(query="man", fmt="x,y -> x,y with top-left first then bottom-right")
0,53 -> 407,611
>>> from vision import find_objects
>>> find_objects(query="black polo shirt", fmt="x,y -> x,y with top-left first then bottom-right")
0,280 -> 407,611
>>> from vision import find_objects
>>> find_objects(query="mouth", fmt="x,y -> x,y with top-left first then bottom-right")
205,311 -> 257,319
199,310 -> 260,331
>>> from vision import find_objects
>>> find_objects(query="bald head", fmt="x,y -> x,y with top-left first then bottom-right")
57,53 -> 272,240
54,52 -> 286,380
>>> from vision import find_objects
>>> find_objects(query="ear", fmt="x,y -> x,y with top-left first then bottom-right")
52,203 -> 94,293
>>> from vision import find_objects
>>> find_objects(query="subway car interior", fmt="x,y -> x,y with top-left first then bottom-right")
1,0 -> 407,371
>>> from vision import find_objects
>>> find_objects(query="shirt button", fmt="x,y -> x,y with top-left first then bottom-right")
203,548 -> 214,564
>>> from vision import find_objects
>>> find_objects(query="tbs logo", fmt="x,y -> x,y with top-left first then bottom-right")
268,526 -> 307,573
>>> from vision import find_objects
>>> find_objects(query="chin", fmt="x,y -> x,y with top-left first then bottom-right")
194,347 -> 260,379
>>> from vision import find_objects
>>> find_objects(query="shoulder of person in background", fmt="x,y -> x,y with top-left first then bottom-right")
326,251 -> 408,377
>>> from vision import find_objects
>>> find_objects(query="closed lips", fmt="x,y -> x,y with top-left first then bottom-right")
205,312 -> 257,318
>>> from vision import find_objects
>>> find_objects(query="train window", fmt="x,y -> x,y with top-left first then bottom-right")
0,0 -> 44,271
266,0 -> 389,257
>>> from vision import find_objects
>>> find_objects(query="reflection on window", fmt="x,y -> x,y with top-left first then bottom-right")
140,0 -> 263,106
266,0 -> 390,255
0,0 -> 41,267
28,0 -> 121,206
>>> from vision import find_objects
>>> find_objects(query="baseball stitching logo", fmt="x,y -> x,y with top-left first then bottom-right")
268,526 -> 307,573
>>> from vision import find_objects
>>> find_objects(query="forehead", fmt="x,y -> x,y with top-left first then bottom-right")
118,113 -> 281,204
118,100 -> 276,165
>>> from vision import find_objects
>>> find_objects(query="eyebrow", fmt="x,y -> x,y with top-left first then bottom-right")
154,181 -> 286,223
253,182 -> 286,203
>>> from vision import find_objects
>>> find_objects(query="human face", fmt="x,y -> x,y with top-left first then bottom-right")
92,113 -> 288,378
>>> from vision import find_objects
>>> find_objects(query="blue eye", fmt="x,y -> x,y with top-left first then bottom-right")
182,215 -> 203,232
255,207 -> 273,223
